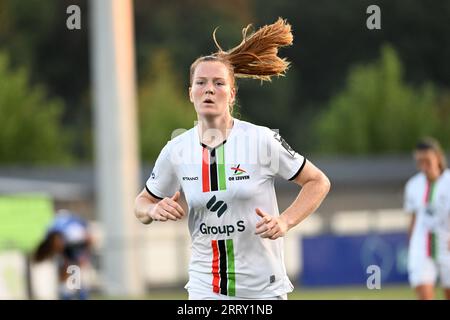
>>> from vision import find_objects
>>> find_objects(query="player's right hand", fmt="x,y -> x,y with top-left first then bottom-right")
148,191 -> 185,222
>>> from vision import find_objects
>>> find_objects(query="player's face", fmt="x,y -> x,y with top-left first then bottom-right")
189,61 -> 236,119
415,149 -> 441,180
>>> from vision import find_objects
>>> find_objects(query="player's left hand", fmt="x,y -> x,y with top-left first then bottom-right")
254,208 -> 289,240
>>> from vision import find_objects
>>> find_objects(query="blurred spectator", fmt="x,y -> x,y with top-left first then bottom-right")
33,209 -> 92,300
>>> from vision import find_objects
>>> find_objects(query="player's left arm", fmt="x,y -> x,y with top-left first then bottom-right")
255,160 -> 330,240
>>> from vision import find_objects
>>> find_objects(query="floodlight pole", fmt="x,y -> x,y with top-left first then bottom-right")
90,0 -> 144,296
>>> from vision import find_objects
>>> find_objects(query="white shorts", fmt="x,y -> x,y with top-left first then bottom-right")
188,289 -> 288,300
408,256 -> 450,288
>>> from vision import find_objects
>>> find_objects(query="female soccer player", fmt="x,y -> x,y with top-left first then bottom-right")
404,137 -> 450,300
135,18 -> 330,300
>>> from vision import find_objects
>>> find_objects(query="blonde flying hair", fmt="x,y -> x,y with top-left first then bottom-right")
189,17 -> 294,88
415,137 -> 448,173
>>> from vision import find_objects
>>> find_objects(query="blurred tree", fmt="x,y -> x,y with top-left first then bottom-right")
134,0 -> 252,84
237,71 -> 298,143
252,0 -> 450,104
0,52 -> 73,164
252,0 -> 450,154
1,0 -> 449,158
138,50 -> 197,162
314,45 -> 448,155
434,92 -> 450,147
0,0 -> 90,161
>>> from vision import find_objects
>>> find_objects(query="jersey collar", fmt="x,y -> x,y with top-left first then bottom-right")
197,118 -> 238,150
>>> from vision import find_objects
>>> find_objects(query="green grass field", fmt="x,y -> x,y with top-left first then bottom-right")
96,285 -> 446,300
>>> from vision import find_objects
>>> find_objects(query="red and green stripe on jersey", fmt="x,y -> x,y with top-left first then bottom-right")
423,181 -> 437,259
211,239 -> 235,296
202,144 -> 226,192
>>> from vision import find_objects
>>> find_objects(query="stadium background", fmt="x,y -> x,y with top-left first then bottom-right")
0,0 -> 449,299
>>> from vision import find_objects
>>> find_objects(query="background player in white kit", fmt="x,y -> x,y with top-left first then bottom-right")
404,137 -> 450,300
135,18 -> 330,300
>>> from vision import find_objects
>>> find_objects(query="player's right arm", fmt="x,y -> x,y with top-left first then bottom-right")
403,179 -> 416,243
135,189 -> 185,225
407,213 -> 416,243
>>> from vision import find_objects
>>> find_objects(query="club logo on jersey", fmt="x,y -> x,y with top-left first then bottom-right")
206,195 -> 228,218
228,164 -> 250,181
231,164 -> 246,176
273,132 -> 296,157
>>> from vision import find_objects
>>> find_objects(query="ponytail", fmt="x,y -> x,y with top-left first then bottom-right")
214,17 -> 293,81
190,18 -> 294,86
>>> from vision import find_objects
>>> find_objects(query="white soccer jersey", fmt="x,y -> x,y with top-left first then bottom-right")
404,169 -> 450,266
146,118 -> 305,298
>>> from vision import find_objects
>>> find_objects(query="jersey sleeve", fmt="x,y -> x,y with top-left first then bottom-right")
403,181 -> 416,214
145,142 -> 180,199
260,127 -> 306,181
